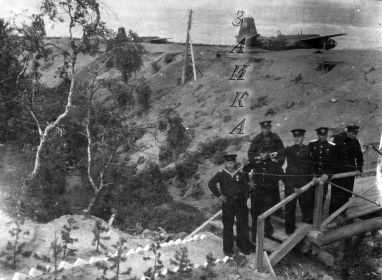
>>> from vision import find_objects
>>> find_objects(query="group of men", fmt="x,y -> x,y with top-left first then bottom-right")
208,120 -> 364,256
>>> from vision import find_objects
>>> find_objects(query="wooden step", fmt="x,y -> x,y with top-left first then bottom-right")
271,216 -> 285,225
269,224 -> 312,267
270,221 -> 309,242
263,238 -> 282,253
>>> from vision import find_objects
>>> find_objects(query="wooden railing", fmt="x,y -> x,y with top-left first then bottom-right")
255,180 -> 316,271
255,169 -> 375,272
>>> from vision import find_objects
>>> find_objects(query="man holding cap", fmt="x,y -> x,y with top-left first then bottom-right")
270,129 -> 313,234
208,154 -> 255,256
329,124 -> 363,215
308,127 -> 337,209
244,120 -> 284,240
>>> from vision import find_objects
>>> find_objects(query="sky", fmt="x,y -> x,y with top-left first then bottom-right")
0,0 -> 381,49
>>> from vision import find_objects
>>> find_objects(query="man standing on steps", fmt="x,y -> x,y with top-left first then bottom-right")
329,124 -> 363,215
208,154 -> 255,256
270,129 -> 313,234
308,127 -> 337,214
243,120 -> 284,241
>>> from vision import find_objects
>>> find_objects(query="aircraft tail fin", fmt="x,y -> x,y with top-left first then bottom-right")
236,17 -> 258,42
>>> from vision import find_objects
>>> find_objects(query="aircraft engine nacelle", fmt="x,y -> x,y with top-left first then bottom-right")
325,38 -> 337,50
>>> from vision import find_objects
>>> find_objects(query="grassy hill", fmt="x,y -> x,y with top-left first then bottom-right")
33,39 -> 382,215
0,37 -> 381,280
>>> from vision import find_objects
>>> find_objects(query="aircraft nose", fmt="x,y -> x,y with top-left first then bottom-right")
326,39 -> 337,49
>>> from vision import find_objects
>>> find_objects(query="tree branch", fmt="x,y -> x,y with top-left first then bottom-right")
99,151 -> 115,188
0,76 -> 13,86
86,105 -> 98,193
86,55 -> 114,194
29,47 -> 77,183
30,109 -> 43,136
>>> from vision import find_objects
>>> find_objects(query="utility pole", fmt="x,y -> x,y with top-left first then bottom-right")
189,36 -> 197,81
181,10 -> 196,85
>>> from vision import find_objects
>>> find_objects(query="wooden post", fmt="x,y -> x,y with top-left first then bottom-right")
263,251 -> 277,279
256,219 -> 265,272
189,36 -> 197,81
181,10 -> 193,85
321,216 -> 382,245
313,181 -> 324,230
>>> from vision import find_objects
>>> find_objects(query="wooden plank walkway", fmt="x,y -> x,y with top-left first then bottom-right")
346,176 -> 382,219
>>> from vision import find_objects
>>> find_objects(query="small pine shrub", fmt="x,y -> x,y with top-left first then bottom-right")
96,237 -> 134,280
0,212 -> 32,269
151,61 -> 160,73
34,233 -> 63,280
115,43 -> 144,82
61,217 -> 79,260
51,234 -> 64,280
106,81 -> 135,108
143,242 -> 164,279
168,247 -> 193,279
92,220 -> 111,253
158,108 -> 188,156
201,253 -> 217,279
250,95 -> 269,110
163,54 -> 174,64
265,107 -> 278,116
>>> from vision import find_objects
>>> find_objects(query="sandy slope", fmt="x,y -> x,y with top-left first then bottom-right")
0,210 -> 227,279
0,214 -> 150,278
37,40 -> 382,157
30,40 -> 382,214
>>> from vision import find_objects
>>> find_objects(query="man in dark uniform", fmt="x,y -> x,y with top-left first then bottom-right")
308,127 -> 337,210
243,120 -> 284,240
329,124 -> 363,215
208,154 -> 255,256
270,129 -> 313,234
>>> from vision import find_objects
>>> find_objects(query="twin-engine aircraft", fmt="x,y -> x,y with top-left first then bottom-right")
237,17 -> 345,50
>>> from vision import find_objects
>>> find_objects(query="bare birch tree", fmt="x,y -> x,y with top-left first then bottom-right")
25,0 -> 104,184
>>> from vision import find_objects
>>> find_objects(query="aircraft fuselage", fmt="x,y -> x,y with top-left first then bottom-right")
245,34 -> 337,50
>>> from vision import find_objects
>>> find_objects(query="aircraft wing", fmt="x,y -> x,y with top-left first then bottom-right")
150,38 -> 171,41
300,33 -> 346,42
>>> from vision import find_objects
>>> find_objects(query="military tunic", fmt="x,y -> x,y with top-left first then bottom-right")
330,132 -> 364,214
308,139 -> 337,215
208,169 -> 251,255
244,132 -> 284,239
308,140 -> 336,177
277,144 -> 313,232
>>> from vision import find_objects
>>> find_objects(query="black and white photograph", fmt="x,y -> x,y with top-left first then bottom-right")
0,0 -> 381,279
